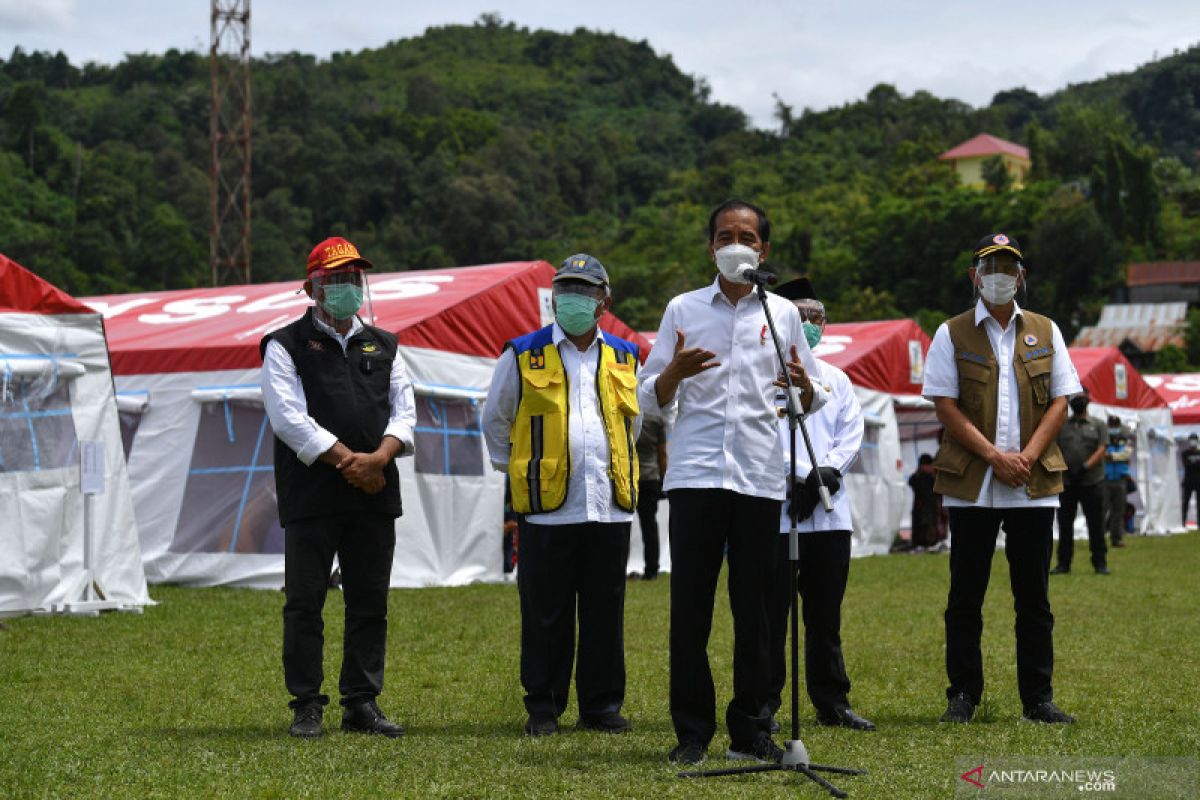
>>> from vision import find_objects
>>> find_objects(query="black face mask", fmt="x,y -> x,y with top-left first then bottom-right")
1069,397 -> 1089,415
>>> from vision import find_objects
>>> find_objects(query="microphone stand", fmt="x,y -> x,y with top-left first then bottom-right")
678,273 -> 865,798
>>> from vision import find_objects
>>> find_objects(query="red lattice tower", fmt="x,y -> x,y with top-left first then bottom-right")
209,0 -> 252,285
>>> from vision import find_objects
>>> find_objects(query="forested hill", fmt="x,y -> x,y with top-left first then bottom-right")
2,15 -> 1198,340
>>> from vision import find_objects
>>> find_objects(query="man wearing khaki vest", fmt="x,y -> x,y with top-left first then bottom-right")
922,233 -> 1081,725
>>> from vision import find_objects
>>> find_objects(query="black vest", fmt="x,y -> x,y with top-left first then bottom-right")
260,309 -> 402,524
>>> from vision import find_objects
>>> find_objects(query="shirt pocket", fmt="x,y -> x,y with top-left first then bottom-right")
1021,352 -> 1054,406
933,434 -> 972,477
521,369 -> 564,416
957,358 -> 991,414
607,364 -> 640,417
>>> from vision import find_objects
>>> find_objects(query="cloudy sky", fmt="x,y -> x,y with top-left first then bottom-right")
2,0 -> 1197,128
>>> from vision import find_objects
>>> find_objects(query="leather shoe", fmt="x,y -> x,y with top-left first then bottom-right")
1049,565 -> 1070,575
940,692 -> 975,723
578,712 -> 631,733
1095,566 -> 1111,575
769,717 -> 781,734
1023,701 -> 1076,724
289,703 -> 323,738
726,735 -> 784,763
817,706 -> 876,731
341,699 -> 405,737
523,714 -> 558,737
668,742 -> 706,765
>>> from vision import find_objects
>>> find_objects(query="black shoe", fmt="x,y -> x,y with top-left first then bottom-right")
769,717 -> 781,734
289,703 -> 323,738
1112,540 -> 1126,548
340,699 -> 405,738
1095,566 -> 1111,575
1049,565 -> 1070,575
726,735 -> 784,763
578,712 -> 631,733
816,706 -> 877,731
523,714 -> 558,737
940,692 -> 976,723
668,742 -> 706,765
642,572 -> 659,581
1023,701 -> 1076,724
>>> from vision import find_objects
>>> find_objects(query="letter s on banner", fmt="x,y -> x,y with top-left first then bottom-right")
368,275 -> 453,301
139,296 -> 245,325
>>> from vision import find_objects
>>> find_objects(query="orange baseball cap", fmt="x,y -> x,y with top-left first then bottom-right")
305,236 -> 374,276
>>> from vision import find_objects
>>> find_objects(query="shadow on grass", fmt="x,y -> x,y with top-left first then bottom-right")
129,724 -> 284,742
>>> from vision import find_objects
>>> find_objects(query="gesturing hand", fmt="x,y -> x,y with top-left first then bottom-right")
666,329 -> 719,381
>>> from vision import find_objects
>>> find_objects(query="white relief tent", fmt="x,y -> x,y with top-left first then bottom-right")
0,253 -> 150,616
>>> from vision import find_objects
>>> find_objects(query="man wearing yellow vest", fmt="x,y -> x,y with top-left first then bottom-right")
923,233 -> 1081,725
483,254 -> 642,737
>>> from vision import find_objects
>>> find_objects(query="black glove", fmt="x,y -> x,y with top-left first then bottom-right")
788,478 -> 820,523
806,466 -> 843,500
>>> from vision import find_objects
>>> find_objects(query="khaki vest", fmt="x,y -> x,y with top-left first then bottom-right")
507,327 -> 640,515
932,309 -> 1067,501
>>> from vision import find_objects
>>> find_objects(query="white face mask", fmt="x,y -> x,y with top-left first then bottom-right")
979,273 -> 1018,305
714,244 -> 759,284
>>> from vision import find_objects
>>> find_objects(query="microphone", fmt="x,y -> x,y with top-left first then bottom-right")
738,265 -> 777,285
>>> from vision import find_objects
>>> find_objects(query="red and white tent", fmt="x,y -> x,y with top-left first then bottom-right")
81,262 -> 648,589
1068,347 -> 1180,534
1141,373 -> 1200,427
1,254 -> 149,615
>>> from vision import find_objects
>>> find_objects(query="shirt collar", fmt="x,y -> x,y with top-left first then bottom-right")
551,321 -> 606,352
311,310 -> 363,340
974,298 -> 1024,327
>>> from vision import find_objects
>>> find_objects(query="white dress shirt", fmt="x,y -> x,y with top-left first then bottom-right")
923,300 -> 1081,509
261,312 -> 417,465
777,360 -> 862,532
482,324 -> 642,526
637,278 -> 829,501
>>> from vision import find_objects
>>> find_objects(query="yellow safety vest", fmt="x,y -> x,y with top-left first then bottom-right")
507,328 -> 640,514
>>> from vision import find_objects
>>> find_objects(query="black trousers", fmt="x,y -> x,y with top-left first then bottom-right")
517,519 -> 630,719
1055,482 -> 1106,570
668,488 -> 779,749
636,479 -> 662,576
1183,482 -> 1200,526
283,511 -> 396,709
945,507 -> 1055,709
1103,480 -> 1127,545
767,531 -> 853,717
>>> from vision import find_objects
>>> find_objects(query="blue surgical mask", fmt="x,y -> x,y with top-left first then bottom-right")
555,294 -> 600,336
803,321 -> 823,349
320,284 -> 363,320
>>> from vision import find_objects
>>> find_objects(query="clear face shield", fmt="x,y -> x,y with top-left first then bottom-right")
974,254 -> 1025,305
309,267 -> 373,324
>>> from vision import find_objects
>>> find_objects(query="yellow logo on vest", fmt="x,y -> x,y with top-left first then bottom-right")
529,351 -> 546,369
361,343 -> 378,353
1023,334 -> 1038,347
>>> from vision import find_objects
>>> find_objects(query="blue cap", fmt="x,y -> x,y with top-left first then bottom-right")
554,253 -> 609,286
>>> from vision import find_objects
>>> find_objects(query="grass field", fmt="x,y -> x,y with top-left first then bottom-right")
2,532 -> 1198,799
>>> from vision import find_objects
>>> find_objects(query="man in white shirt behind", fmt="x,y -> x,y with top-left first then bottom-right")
765,278 -> 875,734
638,199 -> 828,766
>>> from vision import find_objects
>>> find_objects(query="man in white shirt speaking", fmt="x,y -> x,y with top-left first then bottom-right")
923,232 -> 1081,726
765,278 -> 875,733
483,254 -> 642,738
260,236 -> 416,740
638,200 -> 829,766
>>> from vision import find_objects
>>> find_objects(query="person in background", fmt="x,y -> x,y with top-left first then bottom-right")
765,278 -> 875,733
908,454 -> 939,550
633,416 -> 668,580
637,199 -> 828,766
1180,434 -> 1200,527
1102,416 -> 1131,554
922,232 -> 1080,726
483,253 -> 641,738
261,236 -> 415,739
1050,389 -> 1108,575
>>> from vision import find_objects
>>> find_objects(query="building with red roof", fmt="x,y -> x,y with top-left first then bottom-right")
938,133 -> 1032,189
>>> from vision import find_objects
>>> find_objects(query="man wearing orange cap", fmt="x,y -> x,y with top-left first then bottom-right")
260,237 -> 416,739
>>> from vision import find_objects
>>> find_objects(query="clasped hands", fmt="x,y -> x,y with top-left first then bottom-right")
323,440 -> 393,495
988,448 -> 1036,488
